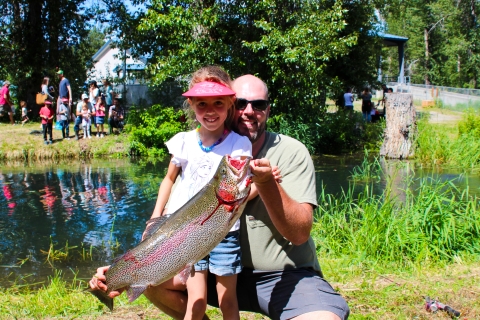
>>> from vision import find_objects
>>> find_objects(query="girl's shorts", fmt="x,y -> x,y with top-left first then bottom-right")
22,116 -> 29,120
194,230 -> 242,276
96,116 -> 105,125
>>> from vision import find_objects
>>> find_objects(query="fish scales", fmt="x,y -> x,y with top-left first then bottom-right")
88,155 -> 251,310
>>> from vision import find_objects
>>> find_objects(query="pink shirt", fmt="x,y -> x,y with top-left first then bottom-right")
0,86 -> 9,105
95,104 -> 106,117
39,106 -> 54,124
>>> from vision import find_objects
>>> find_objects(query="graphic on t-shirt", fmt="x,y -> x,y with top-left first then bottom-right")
187,154 -> 214,199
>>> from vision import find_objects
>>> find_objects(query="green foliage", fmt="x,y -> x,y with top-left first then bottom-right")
415,118 -> 480,168
267,111 -> 384,154
131,0 -> 380,120
125,105 -> 188,160
314,174 -> 480,264
382,0 -> 480,88
349,150 -> 383,183
458,109 -> 480,138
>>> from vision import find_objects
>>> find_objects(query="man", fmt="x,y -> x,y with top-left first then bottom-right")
0,80 -> 15,125
108,97 -> 124,134
90,75 -> 350,320
74,94 -> 94,140
57,70 -> 72,107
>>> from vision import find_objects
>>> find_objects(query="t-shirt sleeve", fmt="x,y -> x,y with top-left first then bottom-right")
230,136 -> 252,159
165,132 -> 188,167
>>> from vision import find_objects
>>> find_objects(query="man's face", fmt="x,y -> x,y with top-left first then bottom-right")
232,77 -> 269,144
113,99 -> 119,106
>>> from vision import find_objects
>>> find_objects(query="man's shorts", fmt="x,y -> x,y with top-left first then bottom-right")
195,230 -> 242,277
207,267 -> 350,320
1,104 -> 12,114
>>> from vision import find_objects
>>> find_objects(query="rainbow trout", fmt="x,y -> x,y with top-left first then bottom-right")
88,155 -> 251,310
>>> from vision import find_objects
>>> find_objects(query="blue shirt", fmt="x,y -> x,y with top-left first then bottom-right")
59,78 -> 70,99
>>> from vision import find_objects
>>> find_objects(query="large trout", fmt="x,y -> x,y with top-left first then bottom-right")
88,155 -> 251,310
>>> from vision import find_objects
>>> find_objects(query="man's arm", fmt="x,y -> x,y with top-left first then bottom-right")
250,158 -> 313,245
67,85 -> 72,105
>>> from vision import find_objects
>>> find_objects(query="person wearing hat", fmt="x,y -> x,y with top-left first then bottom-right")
56,70 -> 72,107
0,80 -> 15,125
90,66 -> 254,320
39,99 -> 55,144
74,94 -> 94,140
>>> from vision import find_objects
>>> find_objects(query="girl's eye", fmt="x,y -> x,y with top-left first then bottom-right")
215,101 -> 225,107
197,102 -> 207,108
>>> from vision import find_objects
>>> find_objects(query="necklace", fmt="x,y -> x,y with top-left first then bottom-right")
196,125 -> 228,153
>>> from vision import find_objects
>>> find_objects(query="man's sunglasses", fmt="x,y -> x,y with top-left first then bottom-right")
235,98 -> 269,111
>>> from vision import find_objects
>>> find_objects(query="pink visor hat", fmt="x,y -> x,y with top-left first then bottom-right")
44,100 -> 53,105
182,81 -> 235,97
61,98 -> 69,102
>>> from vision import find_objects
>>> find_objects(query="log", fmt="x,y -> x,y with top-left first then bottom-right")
380,93 -> 416,159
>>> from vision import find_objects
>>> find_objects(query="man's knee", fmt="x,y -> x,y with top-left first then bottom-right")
292,311 -> 341,320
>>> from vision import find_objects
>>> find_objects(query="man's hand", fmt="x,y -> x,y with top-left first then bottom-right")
88,266 -> 123,298
250,158 -> 278,185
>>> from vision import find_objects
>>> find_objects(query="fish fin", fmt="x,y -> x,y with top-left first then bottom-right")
142,215 -> 170,242
178,263 -> 194,285
126,285 -> 147,302
85,288 -> 114,311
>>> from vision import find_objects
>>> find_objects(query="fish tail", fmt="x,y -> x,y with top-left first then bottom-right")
85,288 -> 114,311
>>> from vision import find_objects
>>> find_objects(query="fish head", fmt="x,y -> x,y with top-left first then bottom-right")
214,155 -> 252,206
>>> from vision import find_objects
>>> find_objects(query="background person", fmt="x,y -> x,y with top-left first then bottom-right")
57,99 -> 70,139
41,77 -> 54,100
0,80 -> 15,125
344,87 -> 354,111
95,98 -> 106,138
103,79 -> 113,107
74,94 -> 94,140
21,100 -> 30,126
108,98 -> 124,133
360,87 -> 373,122
39,99 -> 54,144
57,70 -> 72,107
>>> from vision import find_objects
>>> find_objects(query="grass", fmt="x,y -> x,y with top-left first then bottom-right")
0,122 -> 129,160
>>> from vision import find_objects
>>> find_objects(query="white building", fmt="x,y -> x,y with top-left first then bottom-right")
89,40 -> 150,106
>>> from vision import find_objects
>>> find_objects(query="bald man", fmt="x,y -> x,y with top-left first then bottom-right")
89,75 -> 349,320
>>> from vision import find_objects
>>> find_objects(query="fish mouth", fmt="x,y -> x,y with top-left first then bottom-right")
227,155 -> 251,183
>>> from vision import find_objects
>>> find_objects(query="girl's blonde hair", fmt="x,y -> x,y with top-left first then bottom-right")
185,66 -> 235,130
82,103 -> 88,110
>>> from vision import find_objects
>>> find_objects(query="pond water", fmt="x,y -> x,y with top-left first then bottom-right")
0,157 -> 479,288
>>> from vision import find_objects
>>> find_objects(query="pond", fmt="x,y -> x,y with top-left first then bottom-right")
0,157 -> 479,288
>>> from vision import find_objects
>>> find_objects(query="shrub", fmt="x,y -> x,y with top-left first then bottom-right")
125,104 -> 188,160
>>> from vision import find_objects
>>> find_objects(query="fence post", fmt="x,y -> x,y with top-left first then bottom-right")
380,93 -> 416,159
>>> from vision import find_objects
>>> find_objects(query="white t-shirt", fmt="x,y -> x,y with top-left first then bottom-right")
344,92 -> 354,106
165,129 -> 252,231
76,101 -> 94,115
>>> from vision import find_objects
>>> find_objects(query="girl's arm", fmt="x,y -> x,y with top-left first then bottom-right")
149,160 -> 181,220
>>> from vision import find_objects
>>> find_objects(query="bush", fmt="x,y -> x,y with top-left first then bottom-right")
267,111 -> 384,155
125,104 -> 188,160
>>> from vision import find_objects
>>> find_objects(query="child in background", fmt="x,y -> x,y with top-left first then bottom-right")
57,101 -> 70,139
21,101 -> 29,126
95,99 -> 106,138
145,66 -> 252,320
81,103 -> 92,139
39,99 -> 54,144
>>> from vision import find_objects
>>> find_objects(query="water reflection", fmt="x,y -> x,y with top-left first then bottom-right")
0,156 -> 479,288
0,160 -> 165,286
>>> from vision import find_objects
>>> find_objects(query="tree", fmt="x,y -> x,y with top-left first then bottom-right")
110,0 -> 380,120
0,0 -> 103,105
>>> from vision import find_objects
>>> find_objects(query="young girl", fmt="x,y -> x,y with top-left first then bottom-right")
95,99 -> 106,138
39,99 -> 54,144
21,101 -> 29,126
81,103 -> 92,139
145,66 -> 252,320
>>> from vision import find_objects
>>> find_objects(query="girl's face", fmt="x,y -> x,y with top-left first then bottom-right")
82,106 -> 88,111
190,96 -> 232,134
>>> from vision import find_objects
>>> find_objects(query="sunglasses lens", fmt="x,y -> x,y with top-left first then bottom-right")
235,99 -> 269,111
251,100 -> 268,111
235,99 -> 248,110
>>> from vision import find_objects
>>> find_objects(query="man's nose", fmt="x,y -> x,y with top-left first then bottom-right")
243,102 -> 254,114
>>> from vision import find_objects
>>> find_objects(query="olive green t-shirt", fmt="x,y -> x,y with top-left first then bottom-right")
240,132 -> 321,272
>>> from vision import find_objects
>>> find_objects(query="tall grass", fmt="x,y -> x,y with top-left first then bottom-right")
313,174 -> 480,265
415,116 -> 480,168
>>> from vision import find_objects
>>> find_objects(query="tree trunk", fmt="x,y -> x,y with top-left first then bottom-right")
424,28 -> 430,85
380,93 -> 416,159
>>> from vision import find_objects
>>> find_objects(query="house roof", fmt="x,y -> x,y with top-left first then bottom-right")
92,40 -> 113,61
